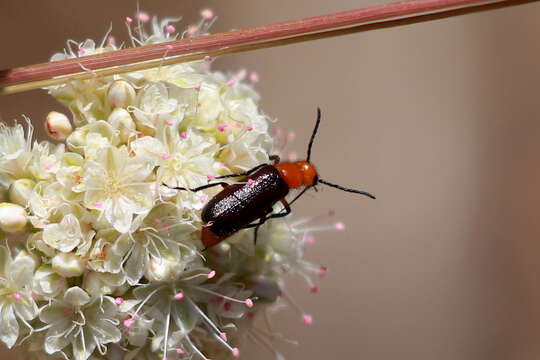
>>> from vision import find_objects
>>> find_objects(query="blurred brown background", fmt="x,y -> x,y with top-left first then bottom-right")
2,0 -> 540,359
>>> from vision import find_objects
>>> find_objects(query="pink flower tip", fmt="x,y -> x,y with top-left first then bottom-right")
114,297 -> 124,305
207,270 -> 216,279
165,119 -> 174,126
123,318 -> 136,328
187,26 -> 199,35
161,154 -> 172,160
335,222 -> 346,231
201,9 -> 214,20
107,36 -> 116,46
303,314 -> 314,325
217,124 -> 229,132
194,84 -> 202,91
180,131 -> 188,139
174,292 -> 185,300
165,24 -> 176,34
310,286 -> 319,294
93,202 -> 104,209
304,235 -> 316,245
245,298 -> 254,308
203,55 -> 212,62
206,174 -> 216,180
176,349 -> 185,355
137,12 -> 150,23
125,16 -> 133,24
232,348 -> 240,358
249,72 -> 260,83
245,125 -> 253,131
219,332 -> 228,341
12,293 -> 22,301
165,44 -> 173,51
319,266 -> 328,277
77,48 -> 86,55
226,79 -> 236,86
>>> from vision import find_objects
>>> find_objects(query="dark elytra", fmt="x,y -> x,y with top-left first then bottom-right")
202,165 -> 289,238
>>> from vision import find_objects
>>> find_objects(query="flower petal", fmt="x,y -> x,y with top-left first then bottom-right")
64,287 -> 91,307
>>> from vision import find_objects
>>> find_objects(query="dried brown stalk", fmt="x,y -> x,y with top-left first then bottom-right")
0,0 -> 537,95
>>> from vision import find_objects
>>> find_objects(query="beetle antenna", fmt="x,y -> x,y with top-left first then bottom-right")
318,179 -> 376,199
306,107 -> 322,162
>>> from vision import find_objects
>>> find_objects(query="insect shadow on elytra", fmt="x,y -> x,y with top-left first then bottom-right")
164,108 -> 375,250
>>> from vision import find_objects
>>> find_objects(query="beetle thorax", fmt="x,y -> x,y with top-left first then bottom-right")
275,161 -> 318,189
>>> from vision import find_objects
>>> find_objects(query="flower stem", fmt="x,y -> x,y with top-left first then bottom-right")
0,0 -> 537,94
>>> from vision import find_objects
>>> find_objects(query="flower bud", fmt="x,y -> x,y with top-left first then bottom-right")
108,108 -> 136,143
108,80 -> 136,108
145,257 -> 182,283
66,129 -> 87,154
45,111 -> 73,141
0,203 -> 28,233
9,179 -> 36,207
52,252 -> 85,278
32,265 -> 67,298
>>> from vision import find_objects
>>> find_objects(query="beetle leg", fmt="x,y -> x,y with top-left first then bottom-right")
269,154 -> 280,164
266,199 -> 292,219
211,163 -> 267,180
163,182 -> 229,192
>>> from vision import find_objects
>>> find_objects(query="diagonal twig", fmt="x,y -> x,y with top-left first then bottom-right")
0,0 -> 538,95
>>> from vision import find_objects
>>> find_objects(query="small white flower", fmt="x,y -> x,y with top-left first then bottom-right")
32,265 -> 68,299
82,146 -> 156,233
43,214 -> 84,252
40,287 -> 121,360
0,119 -> 33,187
0,247 -> 39,348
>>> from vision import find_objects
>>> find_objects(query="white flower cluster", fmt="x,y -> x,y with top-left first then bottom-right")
0,12 -> 336,360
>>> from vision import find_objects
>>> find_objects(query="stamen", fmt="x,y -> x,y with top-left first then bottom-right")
217,124 -> 229,132
203,55 -> 212,62
232,348 -> 240,358
114,297 -> 124,305
249,72 -> 260,83
123,317 -> 136,328
303,314 -> 314,325
245,125 -> 253,131
245,299 -> 254,308
125,17 -> 133,24
165,119 -> 174,126
319,266 -> 328,277
310,286 -> 319,294
303,235 -> 316,245
136,12 -> 150,23
219,332 -> 228,341
161,154 -> 172,160
180,131 -> 188,139
77,48 -> 86,56
175,349 -> 185,355
107,36 -> 116,46
207,174 -> 216,180
187,26 -> 199,36
335,222 -> 346,231
226,79 -> 236,86
207,270 -> 216,279
12,293 -> 22,300
247,179 -> 255,187
165,25 -> 176,34
173,292 -> 184,300
93,202 -> 104,209
201,9 -> 214,20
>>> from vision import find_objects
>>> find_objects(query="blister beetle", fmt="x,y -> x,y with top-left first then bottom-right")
166,108 -> 375,249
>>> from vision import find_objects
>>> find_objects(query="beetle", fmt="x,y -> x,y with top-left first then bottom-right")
166,108 -> 375,249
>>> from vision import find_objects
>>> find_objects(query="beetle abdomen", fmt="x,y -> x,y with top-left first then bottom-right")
201,165 -> 289,238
